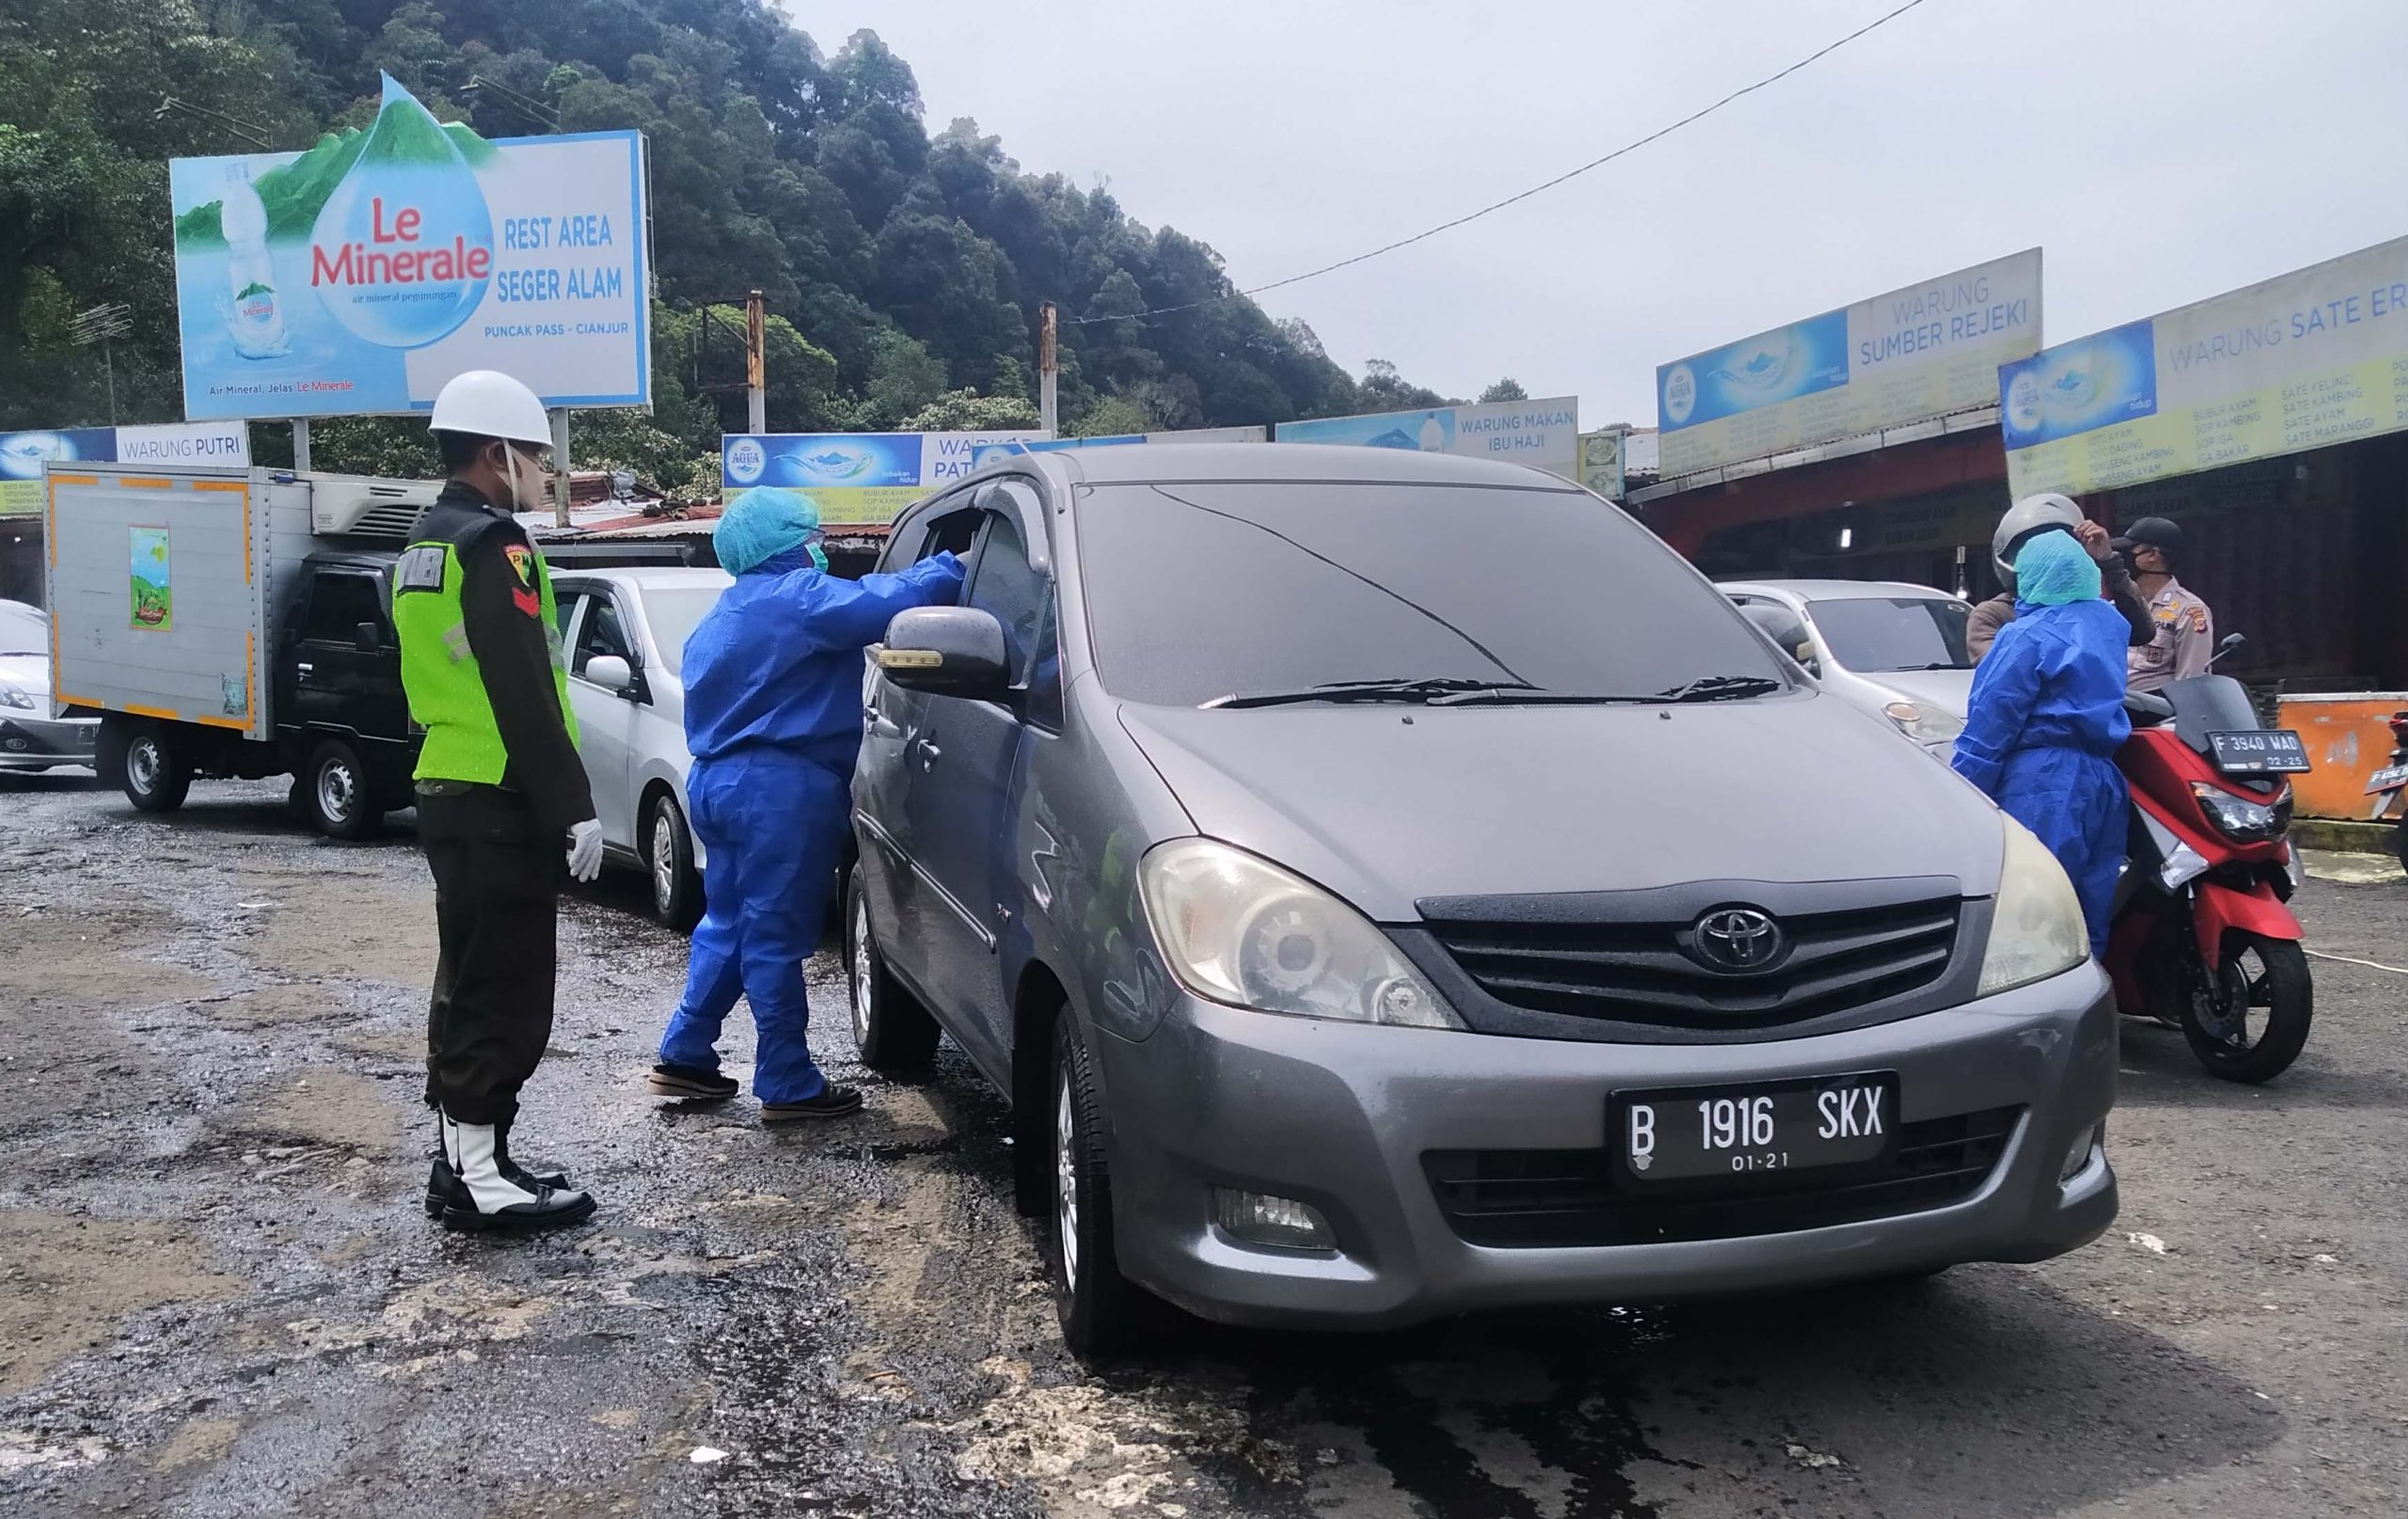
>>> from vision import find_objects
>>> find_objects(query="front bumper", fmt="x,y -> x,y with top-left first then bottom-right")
1097,963 -> 2117,1330
0,711 -> 99,769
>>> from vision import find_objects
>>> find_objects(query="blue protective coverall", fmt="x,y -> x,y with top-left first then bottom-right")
657,547 -> 965,1100
1950,596 -> 2133,956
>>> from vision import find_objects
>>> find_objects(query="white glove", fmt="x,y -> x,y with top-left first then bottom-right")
566,819 -> 604,883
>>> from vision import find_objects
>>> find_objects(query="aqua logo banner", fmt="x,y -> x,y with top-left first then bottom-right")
169,74 -> 649,420
1656,249 -> 2042,477
721,431 -> 1051,524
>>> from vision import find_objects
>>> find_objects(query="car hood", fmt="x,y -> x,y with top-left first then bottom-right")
1117,691 -> 2003,922
0,652 -> 52,704
1851,666 -> 1975,720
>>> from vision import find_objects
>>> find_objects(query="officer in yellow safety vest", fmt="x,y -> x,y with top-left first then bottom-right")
394,370 -> 599,1233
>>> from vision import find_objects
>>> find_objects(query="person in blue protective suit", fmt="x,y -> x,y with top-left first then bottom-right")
1951,528 -> 2133,956
648,488 -> 964,1120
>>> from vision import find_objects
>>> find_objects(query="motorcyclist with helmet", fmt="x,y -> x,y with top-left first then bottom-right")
1967,493 -> 2153,661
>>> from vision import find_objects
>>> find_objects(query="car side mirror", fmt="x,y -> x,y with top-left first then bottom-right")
584,654 -> 635,695
353,622 -> 384,655
875,607 -> 1011,701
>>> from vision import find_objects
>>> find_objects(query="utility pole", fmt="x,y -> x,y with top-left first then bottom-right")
744,289 -> 767,435
550,408 -> 572,529
292,419 -> 311,471
1038,301 -> 1058,437
70,303 -> 133,426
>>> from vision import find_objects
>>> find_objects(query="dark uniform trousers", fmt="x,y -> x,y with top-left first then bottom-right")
420,781 -> 559,1126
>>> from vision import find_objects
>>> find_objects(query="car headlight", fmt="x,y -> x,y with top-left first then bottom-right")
1883,701 -> 1965,744
1138,838 -> 1463,1028
2191,781 -> 2290,844
0,682 -> 35,711
1977,815 -> 2091,996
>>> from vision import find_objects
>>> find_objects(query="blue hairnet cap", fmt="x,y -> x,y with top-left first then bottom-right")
2013,528 -> 2101,607
714,487 -> 823,576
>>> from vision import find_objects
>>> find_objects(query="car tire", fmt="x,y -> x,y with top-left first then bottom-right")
303,738 -> 382,842
644,791 -> 705,931
847,862 -> 939,1073
1049,1014 -> 1145,1360
113,720 -> 191,814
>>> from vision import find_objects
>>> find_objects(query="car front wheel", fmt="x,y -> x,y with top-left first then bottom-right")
1048,1015 -> 1144,1360
645,792 -> 705,930
846,862 -> 939,1072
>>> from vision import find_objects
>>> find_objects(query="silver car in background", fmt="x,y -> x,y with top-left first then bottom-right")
848,447 -> 2115,1358
1721,579 -> 1975,758
553,567 -> 731,928
0,599 -> 98,772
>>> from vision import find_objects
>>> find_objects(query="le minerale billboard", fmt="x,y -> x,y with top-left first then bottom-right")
1,423 -> 249,515
2001,233 -> 2408,497
721,431 -> 1052,524
168,73 -> 649,421
1274,398 -> 1581,479
1656,249 -> 2043,478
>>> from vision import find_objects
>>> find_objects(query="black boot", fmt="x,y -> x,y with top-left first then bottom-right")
424,1120 -> 567,1217
435,1112 -> 595,1233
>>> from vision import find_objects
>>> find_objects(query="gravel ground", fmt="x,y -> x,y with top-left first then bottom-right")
2,773 -> 2403,1519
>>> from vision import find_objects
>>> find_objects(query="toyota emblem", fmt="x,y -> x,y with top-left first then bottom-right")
1692,907 -> 1783,972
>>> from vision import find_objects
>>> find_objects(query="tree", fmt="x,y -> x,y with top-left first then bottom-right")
1479,378 -> 1529,403
863,328 -> 948,426
1357,359 -> 1455,412
1074,393 -> 1157,438
898,389 -> 1041,433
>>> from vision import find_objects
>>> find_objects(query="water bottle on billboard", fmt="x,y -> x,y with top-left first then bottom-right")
222,164 -> 289,359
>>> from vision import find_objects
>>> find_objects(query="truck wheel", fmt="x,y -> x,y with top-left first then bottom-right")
304,739 -> 383,842
847,861 -> 939,1073
116,721 -> 192,814
644,791 -> 705,931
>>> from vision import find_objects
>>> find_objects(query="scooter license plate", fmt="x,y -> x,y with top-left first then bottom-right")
2208,729 -> 2310,774
1615,1073 -> 1895,1183
2365,763 -> 2408,796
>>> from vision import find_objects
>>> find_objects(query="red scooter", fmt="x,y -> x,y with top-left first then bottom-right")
2362,708 -> 2408,877
2106,640 -> 2313,1083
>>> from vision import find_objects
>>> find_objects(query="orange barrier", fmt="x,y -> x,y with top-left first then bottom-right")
2275,694 -> 2408,819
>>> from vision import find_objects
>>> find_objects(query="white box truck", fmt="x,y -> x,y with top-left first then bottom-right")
44,462 -> 434,837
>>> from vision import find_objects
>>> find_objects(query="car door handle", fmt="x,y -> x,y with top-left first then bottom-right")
295,663 -> 314,677
911,736 -> 942,770
864,706 -> 902,739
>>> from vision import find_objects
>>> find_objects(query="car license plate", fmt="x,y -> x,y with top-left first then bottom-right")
1615,1074 -> 1895,1183
2366,763 -> 2408,796
2208,729 -> 2310,774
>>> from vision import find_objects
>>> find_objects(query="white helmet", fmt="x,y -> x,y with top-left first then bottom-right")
1992,492 -> 2083,579
429,370 -> 552,448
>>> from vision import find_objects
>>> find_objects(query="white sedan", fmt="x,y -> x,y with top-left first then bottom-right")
0,598 -> 98,773
1720,578 -> 1974,759
553,567 -> 732,927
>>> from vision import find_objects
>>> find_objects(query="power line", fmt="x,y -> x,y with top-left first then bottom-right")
1066,0 -> 1939,327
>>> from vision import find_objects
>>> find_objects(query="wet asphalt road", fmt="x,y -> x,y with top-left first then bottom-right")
2,774 -> 2405,1519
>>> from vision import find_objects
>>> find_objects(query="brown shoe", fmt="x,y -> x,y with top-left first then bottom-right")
761,1084 -> 864,1122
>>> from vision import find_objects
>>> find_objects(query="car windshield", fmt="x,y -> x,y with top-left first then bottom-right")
1074,481 -> 1792,707
0,603 -> 46,657
636,585 -> 727,677
1806,595 -> 1972,672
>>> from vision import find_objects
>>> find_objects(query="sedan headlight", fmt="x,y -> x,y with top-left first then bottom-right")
1138,838 -> 1463,1028
0,681 -> 35,711
1977,816 -> 2091,996
1883,701 -> 1965,744
2191,781 -> 2290,844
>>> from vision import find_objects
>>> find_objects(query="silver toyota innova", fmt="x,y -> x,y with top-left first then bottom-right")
846,443 -> 2116,1357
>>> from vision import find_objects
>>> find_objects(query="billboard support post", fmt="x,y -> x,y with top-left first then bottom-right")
292,419 -> 310,472
549,409 -> 572,529
1038,302 -> 1059,437
744,290 -> 767,435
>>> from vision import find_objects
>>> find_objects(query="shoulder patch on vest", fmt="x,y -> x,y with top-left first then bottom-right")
504,544 -> 533,586
396,545 -> 449,593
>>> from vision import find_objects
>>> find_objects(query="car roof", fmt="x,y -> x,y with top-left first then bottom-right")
556,566 -> 732,590
1036,440 -> 1584,490
1719,578 -> 1961,603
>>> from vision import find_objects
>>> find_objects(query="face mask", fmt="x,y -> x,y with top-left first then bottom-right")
496,443 -> 548,513
807,542 -> 830,573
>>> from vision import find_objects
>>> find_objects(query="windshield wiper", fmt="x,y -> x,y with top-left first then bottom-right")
1650,674 -> 1785,703
1202,677 -> 1541,710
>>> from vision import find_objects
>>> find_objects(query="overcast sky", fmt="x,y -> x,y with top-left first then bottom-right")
804,0 -> 2408,428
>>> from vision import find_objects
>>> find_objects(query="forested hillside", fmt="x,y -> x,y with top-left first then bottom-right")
0,0 -> 1470,488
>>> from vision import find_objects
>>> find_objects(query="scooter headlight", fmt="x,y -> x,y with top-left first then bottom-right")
1139,839 -> 1463,1029
1977,815 -> 2091,996
1882,701 -> 1965,745
2191,782 -> 2290,844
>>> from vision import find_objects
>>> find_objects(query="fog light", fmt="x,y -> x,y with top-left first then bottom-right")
1212,1188 -> 1334,1250
2060,1123 -> 2100,1182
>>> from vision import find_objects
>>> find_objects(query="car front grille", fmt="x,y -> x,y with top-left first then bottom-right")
1423,1105 -> 2020,1248
1420,895 -> 1961,1032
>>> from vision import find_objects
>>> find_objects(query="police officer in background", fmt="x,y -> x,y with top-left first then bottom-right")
396,370 -> 601,1233
2117,516 -> 2215,693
